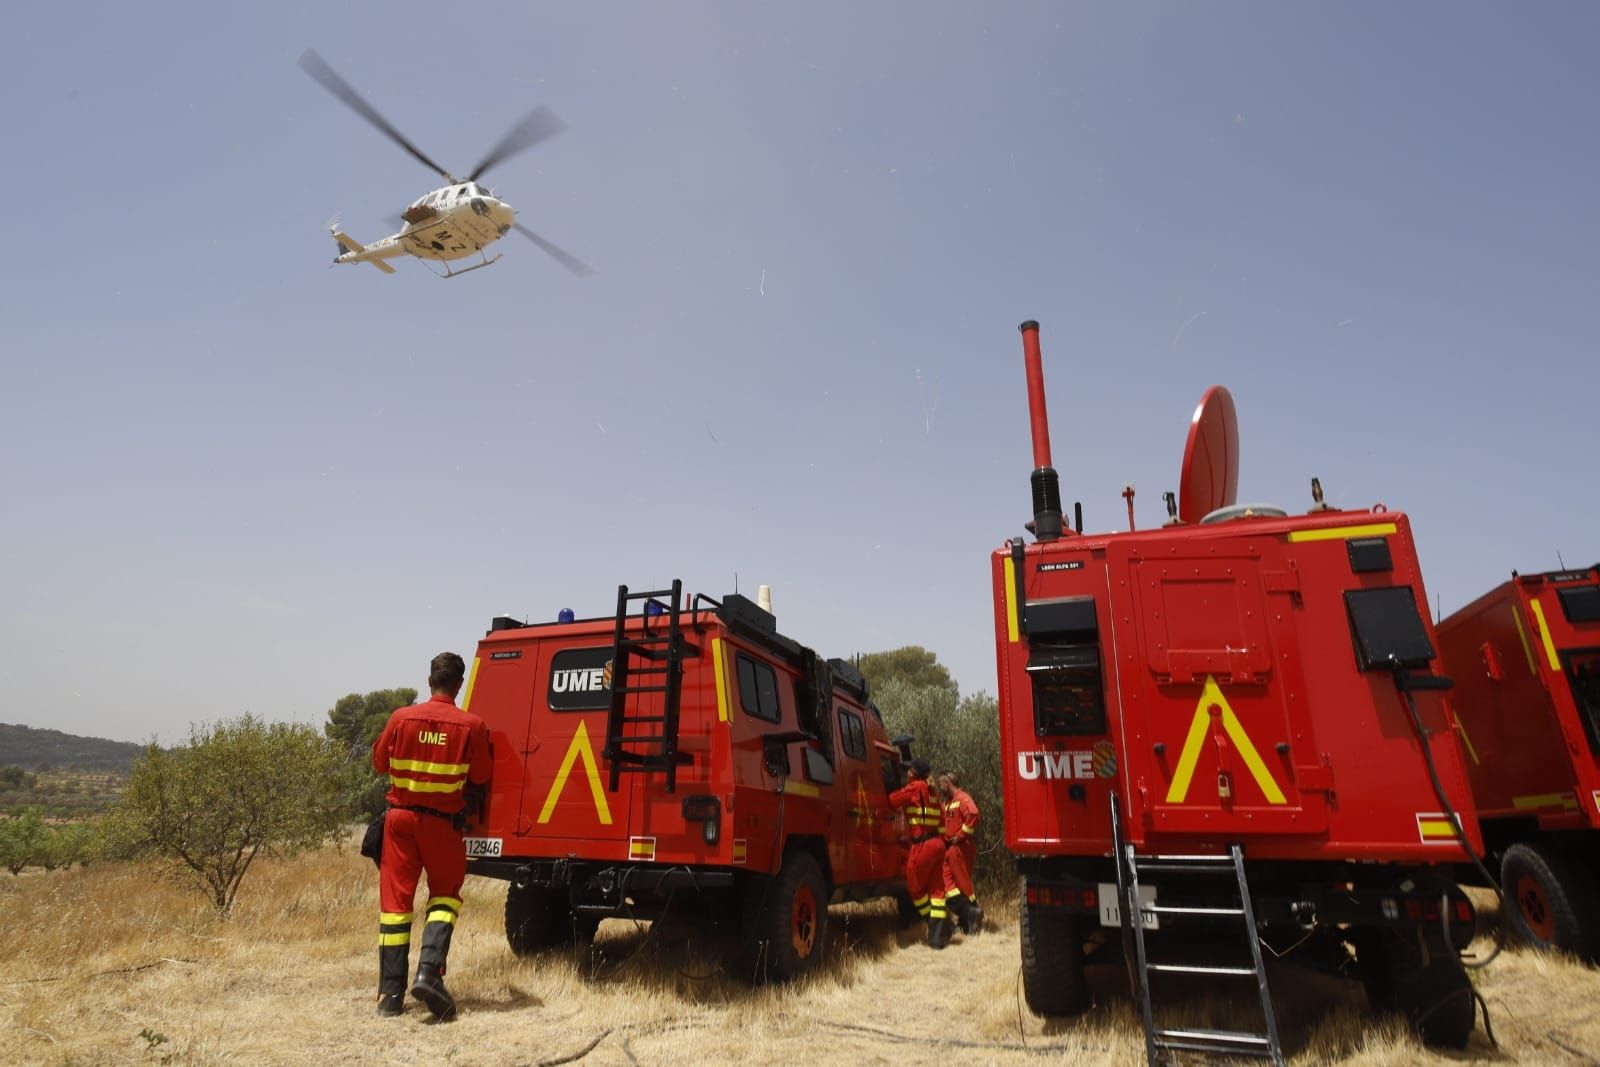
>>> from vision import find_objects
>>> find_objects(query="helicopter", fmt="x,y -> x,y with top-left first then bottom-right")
298,49 -> 592,279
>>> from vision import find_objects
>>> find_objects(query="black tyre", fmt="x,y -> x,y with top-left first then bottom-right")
505,883 -> 576,955
1502,842 -> 1600,960
1365,927 -> 1475,1049
737,850 -> 830,983
1019,880 -> 1089,1017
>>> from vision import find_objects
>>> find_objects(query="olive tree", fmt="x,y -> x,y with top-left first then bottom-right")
103,715 -> 348,912
325,688 -> 416,818
869,671 -> 1007,888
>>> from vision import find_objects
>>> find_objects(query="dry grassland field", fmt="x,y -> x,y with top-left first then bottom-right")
3,839 -> 1598,1066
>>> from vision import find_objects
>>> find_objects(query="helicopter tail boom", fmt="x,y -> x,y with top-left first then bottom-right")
331,230 -> 398,274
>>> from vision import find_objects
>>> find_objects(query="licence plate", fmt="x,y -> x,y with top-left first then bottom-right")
464,837 -> 502,858
1098,883 -> 1159,930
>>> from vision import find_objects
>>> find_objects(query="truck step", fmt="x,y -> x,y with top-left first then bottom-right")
1145,904 -> 1245,917
1154,1028 -> 1273,1054
1146,963 -> 1256,977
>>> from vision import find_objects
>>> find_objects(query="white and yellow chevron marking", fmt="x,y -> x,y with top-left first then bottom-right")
536,720 -> 613,825
1165,676 -> 1287,805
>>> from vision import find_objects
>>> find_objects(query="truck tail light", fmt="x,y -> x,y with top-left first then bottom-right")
682,794 -> 720,843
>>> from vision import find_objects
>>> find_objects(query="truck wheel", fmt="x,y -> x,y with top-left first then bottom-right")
738,851 -> 830,982
1019,882 -> 1089,1017
1502,842 -> 1599,960
1367,927 -> 1475,1049
505,883 -> 573,955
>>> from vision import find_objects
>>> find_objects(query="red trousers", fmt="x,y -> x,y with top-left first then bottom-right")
905,837 -> 948,919
943,837 -> 976,899
380,808 -> 466,917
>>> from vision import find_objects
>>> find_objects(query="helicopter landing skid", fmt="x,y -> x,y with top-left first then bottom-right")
433,252 -> 502,279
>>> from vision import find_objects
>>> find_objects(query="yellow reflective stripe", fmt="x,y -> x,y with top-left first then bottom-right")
426,896 -> 462,912
390,774 -> 466,793
782,780 -> 820,798
1452,716 -> 1481,766
1286,522 -> 1398,543
712,637 -> 731,723
960,824 -> 976,835
1529,598 -> 1562,672
462,655 -> 481,710
1167,676 -> 1286,805
378,931 -> 411,946
1512,792 -> 1578,811
1166,688 -> 1215,803
379,912 -> 413,925
537,720 -> 613,826
1417,816 -> 1459,841
1219,698 -> 1287,805
1511,604 -> 1538,674
1004,555 -> 1020,643
425,909 -> 459,925
390,757 -> 470,775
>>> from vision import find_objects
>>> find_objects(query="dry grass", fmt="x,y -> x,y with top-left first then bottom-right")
2,845 -> 1598,1066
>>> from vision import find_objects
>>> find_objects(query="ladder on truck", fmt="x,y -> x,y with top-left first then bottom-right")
603,581 -> 695,793
1110,795 -> 1284,1066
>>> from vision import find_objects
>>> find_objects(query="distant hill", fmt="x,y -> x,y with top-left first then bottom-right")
0,723 -> 145,774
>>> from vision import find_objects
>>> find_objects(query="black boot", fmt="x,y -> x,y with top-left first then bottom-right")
377,940 -> 409,1017
952,893 -> 984,936
927,914 -> 953,950
411,916 -> 458,1020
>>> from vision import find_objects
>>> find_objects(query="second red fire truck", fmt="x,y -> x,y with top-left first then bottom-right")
460,582 -> 912,980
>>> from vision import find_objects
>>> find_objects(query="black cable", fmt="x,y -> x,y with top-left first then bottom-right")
1390,663 -> 1506,970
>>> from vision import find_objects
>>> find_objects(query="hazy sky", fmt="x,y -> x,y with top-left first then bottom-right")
3,3 -> 1596,744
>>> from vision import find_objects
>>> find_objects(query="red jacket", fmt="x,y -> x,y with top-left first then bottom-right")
373,694 -> 492,815
943,787 -> 979,842
888,777 -> 944,841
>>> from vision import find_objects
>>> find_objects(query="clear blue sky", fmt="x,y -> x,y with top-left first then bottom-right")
2,3 -> 1596,744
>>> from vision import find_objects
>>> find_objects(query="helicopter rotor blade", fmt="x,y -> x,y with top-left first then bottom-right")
513,223 -> 593,277
297,48 -> 455,182
468,106 -> 568,182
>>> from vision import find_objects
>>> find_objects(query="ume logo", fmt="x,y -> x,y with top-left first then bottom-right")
1017,750 -> 1095,781
552,667 -> 609,694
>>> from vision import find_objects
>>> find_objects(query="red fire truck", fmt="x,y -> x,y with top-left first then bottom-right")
996,321 -> 1485,1059
1436,567 -> 1600,960
460,582 -> 911,980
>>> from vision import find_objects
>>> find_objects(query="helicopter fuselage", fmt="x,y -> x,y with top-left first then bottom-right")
395,182 -> 516,261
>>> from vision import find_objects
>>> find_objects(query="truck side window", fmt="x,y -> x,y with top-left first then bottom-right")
880,755 -> 902,794
1564,649 -> 1600,758
736,653 -> 781,723
838,708 -> 866,760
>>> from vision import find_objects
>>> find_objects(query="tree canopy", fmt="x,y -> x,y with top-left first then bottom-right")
857,646 -> 957,696
325,688 -> 416,818
102,715 -> 347,912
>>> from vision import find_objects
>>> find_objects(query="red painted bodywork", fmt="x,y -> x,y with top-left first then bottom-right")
463,608 -> 909,892
993,511 -> 1483,863
1436,568 -> 1600,833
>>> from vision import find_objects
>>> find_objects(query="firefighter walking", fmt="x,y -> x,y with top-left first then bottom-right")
938,771 -> 984,937
889,757 -> 951,948
372,652 -> 492,1018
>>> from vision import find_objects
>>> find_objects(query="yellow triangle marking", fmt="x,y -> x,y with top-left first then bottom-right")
1164,676 -> 1287,805
536,720 -> 613,825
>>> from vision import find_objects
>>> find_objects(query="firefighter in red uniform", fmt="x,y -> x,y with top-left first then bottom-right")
888,757 -> 951,948
938,771 -> 983,937
372,652 -> 492,1018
